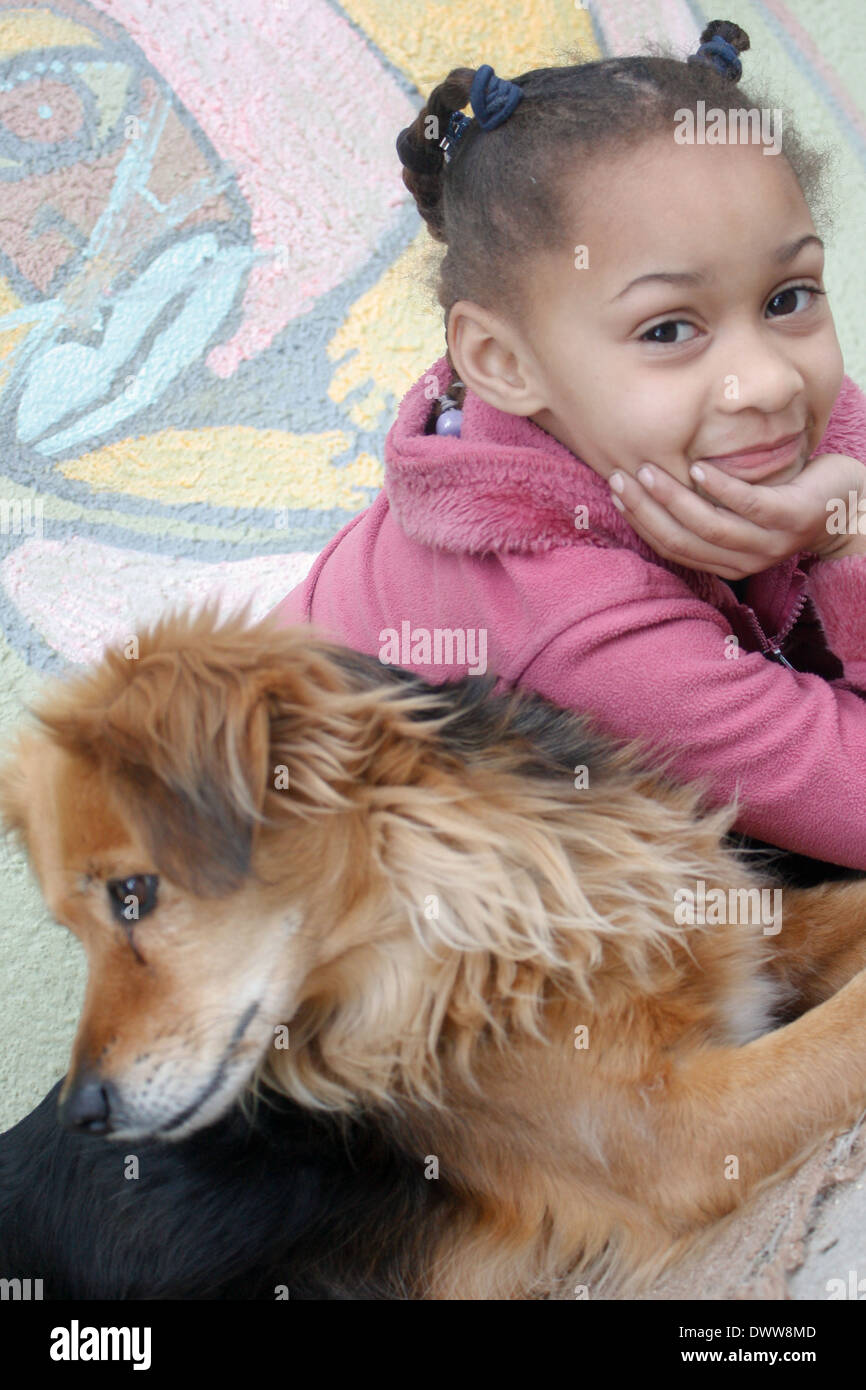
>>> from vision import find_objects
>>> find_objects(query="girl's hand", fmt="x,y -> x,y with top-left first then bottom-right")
608,453 -> 866,579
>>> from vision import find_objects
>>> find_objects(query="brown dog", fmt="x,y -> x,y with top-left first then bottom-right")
3,599 -> 866,1299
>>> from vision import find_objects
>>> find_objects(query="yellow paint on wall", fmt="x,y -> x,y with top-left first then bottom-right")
0,275 -> 21,320
0,325 -> 26,387
328,228 -> 445,428
0,277 -> 24,387
78,62 -> 134,142
341,0 -> 599,95
57,427 -> 383,510
0,9 -> 99,59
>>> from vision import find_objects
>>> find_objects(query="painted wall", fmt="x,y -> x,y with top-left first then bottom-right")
1,0 -> 865,1127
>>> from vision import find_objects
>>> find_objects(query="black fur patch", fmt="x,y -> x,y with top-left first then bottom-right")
329,645 -> 615,782
0,1080 -> 448,1300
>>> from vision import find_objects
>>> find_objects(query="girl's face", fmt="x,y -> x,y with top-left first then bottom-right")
516,134 -> 844,493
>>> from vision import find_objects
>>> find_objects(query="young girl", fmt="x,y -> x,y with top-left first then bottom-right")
269,20 -> 866,872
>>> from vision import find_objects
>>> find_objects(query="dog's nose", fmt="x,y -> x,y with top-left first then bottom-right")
59,1072 -> 116,1134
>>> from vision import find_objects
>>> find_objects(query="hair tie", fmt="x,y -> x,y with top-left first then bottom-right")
470,64 -> 524,130
688,34 -> 742,80
437,64 -> 523,164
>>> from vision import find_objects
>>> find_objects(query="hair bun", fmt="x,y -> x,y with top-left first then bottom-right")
687,19 -> 750,82
396,125 -> 435,175
700,19 -> 750,53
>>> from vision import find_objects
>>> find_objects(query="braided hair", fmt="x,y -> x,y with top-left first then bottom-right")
396,19 -> 834,427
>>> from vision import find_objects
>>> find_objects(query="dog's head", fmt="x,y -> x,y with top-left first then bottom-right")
0,600 -> 455,1141
1,600 -> 585,1142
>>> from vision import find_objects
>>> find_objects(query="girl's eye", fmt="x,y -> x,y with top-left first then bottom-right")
766,284 -> 827,317
639,320 -> 698,346
638,285 -> 827,347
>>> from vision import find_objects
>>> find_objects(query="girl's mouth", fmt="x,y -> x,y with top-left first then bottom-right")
697,430 -> 806,480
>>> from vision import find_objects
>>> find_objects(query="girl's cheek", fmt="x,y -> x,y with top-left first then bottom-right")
809,339 -> 844,433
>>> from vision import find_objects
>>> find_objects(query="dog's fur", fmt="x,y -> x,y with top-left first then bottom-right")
4,599 -> 866,1299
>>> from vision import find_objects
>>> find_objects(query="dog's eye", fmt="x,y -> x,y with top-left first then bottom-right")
106,874 -> 159,924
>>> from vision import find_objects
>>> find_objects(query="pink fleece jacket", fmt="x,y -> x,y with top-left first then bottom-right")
269,354 -> 866,869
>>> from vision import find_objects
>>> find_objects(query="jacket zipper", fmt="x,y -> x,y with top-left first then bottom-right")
752,580 -> 862,695
769,645 -> 796,671
769,585 -> 809,669
738,584 -> 809,671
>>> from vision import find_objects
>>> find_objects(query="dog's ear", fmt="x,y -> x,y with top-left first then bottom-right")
40,661 -> 273,897
109,682 -> 272,895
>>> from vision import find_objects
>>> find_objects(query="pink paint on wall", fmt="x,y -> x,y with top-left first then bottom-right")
89,0 -> 416,376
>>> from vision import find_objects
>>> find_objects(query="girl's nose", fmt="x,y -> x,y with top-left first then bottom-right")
713,331 -> 804,414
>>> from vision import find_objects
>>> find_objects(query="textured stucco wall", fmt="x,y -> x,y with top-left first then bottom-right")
1,0 -> 865,1299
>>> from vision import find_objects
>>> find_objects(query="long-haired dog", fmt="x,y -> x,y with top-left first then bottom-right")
3,599 -> 866,1300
